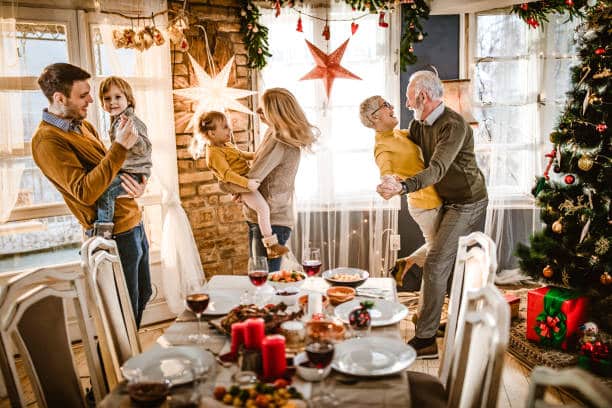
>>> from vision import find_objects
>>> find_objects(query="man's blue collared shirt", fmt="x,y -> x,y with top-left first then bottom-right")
42,109 -> 82,134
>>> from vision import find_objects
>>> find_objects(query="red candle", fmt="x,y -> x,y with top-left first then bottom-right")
244,318 -> 265,350
262,335 -> 286,380
230,322 -> 247,356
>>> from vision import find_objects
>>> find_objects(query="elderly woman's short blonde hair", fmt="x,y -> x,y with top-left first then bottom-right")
359,95 -> 382,128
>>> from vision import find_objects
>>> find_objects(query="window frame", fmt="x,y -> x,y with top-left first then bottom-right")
1,6 -> 163,258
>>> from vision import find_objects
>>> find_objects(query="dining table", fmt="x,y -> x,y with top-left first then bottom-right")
99,275 -> 413,407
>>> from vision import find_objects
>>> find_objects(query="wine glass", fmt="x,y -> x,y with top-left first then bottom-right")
248,256 -> 269,305
302,247 -> 322,277
183,277 -> 210,344
305,318 -> 340,407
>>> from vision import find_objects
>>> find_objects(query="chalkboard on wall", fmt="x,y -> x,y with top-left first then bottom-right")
399,12 -> 460,128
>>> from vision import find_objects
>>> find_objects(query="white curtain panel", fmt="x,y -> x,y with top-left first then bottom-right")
259,3 -> 401,276
0,17 -> 25,223
472,11 -> 580,282
99,23 -> 204,314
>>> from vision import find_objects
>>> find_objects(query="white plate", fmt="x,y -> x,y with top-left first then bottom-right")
332,336 -> 416,377
121,344 -> 214,386
334,299 -> 408,327
204,292 -> 238,315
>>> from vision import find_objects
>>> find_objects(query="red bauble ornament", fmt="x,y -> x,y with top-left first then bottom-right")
595,47 -> 606,55
564,174 -> 575,184
596,123 -> 607,133
565,0 -> 574,6
520,3 -> 529,10
543,265 -> 554,278
526,17 -> 539,28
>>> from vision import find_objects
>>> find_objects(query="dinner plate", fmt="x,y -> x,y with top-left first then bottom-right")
332,336 -> 416,377
121,344 -> 215,386
334,299 -> 408,327
204,292 -> 238,315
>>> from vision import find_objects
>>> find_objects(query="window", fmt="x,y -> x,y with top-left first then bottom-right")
258,4 -> 400,210
0,6 -> 165,273
471,11 -> 579,205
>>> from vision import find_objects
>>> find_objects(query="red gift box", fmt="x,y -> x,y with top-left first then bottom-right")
526,286 -> 589,351
504,294 -> 520,320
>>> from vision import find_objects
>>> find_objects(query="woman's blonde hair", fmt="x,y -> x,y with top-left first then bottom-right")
98,76 -> 136,110
261,88 -> 318,149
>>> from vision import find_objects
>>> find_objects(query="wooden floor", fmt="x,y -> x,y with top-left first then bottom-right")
2,318 -> 575,407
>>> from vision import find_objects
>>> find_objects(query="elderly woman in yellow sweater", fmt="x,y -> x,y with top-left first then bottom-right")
359,95 -> 443,285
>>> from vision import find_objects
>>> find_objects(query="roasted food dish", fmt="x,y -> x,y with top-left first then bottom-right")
217,303 -> 304,334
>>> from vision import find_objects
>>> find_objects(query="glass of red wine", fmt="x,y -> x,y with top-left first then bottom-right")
305,322 -> 337,407
248,256 -> 269,305
302,247 -> 322,277
184,277 -> 210,344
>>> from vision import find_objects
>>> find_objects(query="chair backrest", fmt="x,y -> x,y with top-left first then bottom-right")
439,232 -> 497,387
526,366 -> 612,408
80,236 -> 141,389
0,268 -> 105,407
446,284 -> 510,408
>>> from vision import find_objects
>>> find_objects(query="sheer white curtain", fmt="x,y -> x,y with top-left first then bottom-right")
472,11 -> 580,282
0,16 -> 25,223
259,3 -> 401,276
98,21 -> 203,314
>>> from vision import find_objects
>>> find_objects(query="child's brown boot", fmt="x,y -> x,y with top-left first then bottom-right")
261,234 -> 289,259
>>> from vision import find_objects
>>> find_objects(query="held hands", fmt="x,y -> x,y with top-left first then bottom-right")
376,175 -> 403,200
117,175 -> 147,199
247,179 -> 261,192
115,116 -> 138,150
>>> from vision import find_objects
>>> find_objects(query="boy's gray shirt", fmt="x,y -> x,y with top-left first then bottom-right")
109,107 -> 152,176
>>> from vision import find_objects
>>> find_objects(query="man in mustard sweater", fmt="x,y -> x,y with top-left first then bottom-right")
359,95 -> 442,283
378,71 -> 488,359
32,63 -> 151,328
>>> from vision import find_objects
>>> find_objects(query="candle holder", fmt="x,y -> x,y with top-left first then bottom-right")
239,348 -> 262,374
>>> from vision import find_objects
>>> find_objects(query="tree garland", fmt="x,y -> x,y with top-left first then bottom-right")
239,0 -> 430,71
511,0 -> 591,28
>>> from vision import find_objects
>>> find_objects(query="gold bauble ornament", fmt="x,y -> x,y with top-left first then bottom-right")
600,272 -> 612,286
578,155 -> 594,171
552,219 -> 563,234
543,265 -> 554,278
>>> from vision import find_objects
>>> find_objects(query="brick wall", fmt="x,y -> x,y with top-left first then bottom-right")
170,0 -> 254,277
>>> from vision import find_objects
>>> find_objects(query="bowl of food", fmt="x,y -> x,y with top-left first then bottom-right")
274,287 -> 300,306
326,286 -> 356,306
323,267 -> 369,288
268,270 -> 307,291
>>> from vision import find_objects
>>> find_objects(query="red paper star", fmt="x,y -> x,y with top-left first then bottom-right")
300,38 -> 361,99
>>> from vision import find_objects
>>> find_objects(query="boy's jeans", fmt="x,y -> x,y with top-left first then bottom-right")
96,173 -> 141,223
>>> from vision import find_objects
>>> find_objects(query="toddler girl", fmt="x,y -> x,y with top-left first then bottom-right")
94,76 -> 152,238
197,110 -> 288,259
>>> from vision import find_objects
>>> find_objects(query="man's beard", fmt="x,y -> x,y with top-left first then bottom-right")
411,99 -> 424,121
60,102 -> 86,120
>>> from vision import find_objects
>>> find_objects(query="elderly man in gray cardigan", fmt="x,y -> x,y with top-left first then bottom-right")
378,70 -> 488,359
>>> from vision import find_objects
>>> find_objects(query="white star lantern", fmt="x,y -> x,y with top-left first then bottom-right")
174,54 -> 257,115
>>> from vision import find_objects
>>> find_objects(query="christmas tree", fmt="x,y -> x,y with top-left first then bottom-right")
516,1 -> 611,328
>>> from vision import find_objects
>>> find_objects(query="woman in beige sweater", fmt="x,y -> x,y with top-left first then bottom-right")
244,88 -> 319,271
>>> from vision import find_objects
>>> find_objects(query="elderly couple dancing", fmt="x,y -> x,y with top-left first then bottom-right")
360,70 -> 488,358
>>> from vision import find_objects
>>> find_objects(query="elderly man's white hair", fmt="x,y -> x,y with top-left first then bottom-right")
409,70 -> 443,100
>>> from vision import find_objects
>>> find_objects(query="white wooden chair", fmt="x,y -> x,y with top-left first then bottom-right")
439,231 -> 497,387
80,236 -> 141,389
526,366 -> 612,408
408,284 -> 509,408
0,268 -> 105,407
